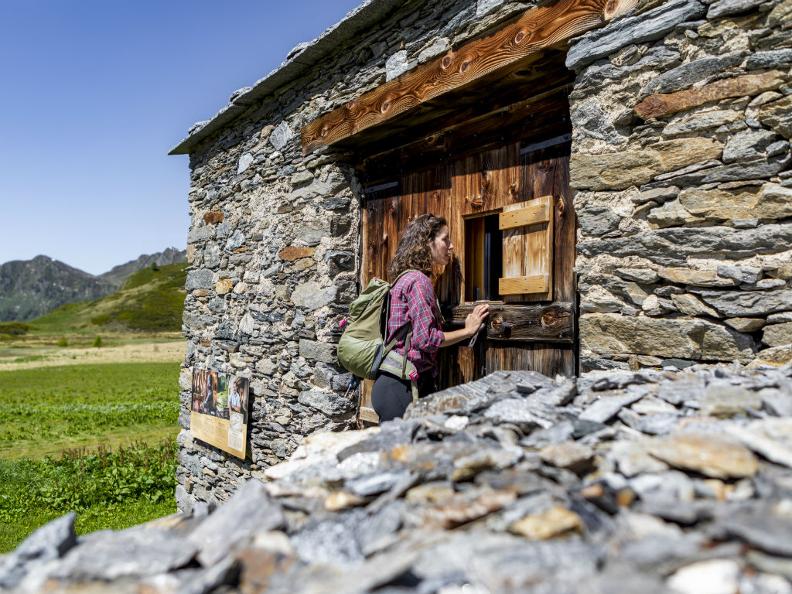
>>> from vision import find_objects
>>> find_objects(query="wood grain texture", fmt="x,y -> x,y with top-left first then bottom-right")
501,196 -> 554,302
499,195 -> 552,229
499,274 -> 549,295
302,0 -> 634,153
356,101 -> 577,420
452,302 -> 574,342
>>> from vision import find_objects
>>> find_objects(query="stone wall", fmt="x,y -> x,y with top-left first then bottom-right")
568,0 -> 792,372
176,0 -> 792,512
176,0 -> 545,511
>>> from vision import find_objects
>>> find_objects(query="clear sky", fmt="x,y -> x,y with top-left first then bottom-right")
0,0 -> 362,275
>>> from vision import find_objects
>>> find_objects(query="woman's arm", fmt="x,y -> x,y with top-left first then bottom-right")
441,303 -> 489,347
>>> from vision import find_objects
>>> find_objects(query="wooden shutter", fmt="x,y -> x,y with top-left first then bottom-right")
499,195 -> 554,302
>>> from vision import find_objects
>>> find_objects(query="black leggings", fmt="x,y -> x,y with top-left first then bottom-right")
371,372 -> 435,422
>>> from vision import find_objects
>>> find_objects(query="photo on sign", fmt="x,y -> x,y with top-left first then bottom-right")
190,368 -> 250,459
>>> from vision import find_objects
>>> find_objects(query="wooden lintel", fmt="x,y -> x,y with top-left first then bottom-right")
301,0 -> 637,153
451,301 -> 574,342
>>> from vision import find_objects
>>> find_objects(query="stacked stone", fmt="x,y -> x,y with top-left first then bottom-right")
177,0 -> 544,509
569,0 -> 792,372
5,365 -> 792,593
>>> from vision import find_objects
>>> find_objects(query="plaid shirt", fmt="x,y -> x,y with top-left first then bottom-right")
386,270 -> 444,376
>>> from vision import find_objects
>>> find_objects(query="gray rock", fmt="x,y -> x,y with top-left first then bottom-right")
641,53 -> 744,97
700,383 -> 762,417
636,413 -> 681,436
608,440 -> 669,476
291,281 -> 337,310
348,471 -> 412,497
484,397 -> 558,429
579,224 -> 792,267
762,322 -> 792,347
725,419 -> 792,469
476,0 -> 504,16
717,265 -> 763,285
579,206 -> 622,235
417,37 -> 450,63
747,49 -> 792,70
642,153 -> 790,190
385,50 -> 413,81
52,528 -> 197,580
298,339 -> 337,364
571,100 -> 625,144
566,0 -> 706,71
723,129 -> 778,163
269,121 -> 294,150
580,390 -> 645,423
616,268 -> 660,284
291,517 -> 363,565
0,513 -> 77,588
696,288 -> 792,317
720,506 -> 792,556
763,389 -> 792,417
186,269 -> 214,290
708,0 -> 769,18
299,388 -> 354,416
237,153 -> 254,175
179,556 -> 240,594
188,479 -> 285,566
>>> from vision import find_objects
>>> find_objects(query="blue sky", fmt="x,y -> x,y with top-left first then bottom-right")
0,0 -> 361,274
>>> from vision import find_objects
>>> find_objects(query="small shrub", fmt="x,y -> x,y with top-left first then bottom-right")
93,336 -> 103,348
56,336 -> 69,347
0,322 -> 30,336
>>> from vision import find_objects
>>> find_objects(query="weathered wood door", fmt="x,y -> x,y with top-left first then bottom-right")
359,138 -> 576,420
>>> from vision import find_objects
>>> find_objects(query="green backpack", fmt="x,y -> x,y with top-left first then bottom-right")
337,271 -> 417,384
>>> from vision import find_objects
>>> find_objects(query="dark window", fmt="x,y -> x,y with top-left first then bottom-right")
464,213 -> 502,302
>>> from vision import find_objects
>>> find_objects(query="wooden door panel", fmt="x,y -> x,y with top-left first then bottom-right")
486,343 -> 575,377
358,136 -> 575,424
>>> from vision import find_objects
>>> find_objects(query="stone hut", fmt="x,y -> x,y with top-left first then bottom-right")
170,0 -> 792,511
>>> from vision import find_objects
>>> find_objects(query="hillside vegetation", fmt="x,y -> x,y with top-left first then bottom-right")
25,262 -> 187,335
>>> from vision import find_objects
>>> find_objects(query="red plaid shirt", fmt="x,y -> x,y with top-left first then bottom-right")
386,270 -> 444,376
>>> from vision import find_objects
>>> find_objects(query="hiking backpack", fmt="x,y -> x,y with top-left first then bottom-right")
337,271 -> 415,381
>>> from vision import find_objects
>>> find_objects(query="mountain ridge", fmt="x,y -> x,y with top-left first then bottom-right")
0,248 -> 186,322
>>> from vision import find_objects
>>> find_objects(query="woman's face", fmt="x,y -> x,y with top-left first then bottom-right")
429,225 -> 453,266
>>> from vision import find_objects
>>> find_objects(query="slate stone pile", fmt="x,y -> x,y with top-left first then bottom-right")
569,0 -> 792,371
5,364 -> 792,593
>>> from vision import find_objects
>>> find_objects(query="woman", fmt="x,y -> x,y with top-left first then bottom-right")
372,214 -> 489,422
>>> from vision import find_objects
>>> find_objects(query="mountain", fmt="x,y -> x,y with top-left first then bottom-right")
0,256 -> 115,322
31,262 -> 188,333
0,248 -> 188,322
98,247 -> 187,288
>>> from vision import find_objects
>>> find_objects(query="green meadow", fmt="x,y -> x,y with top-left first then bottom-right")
0,264 -> 186,552
0,362 -> 181,552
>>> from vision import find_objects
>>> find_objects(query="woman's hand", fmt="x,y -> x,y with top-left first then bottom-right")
464,303 -> 490,337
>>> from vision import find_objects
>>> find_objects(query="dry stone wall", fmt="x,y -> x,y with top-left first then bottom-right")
177,0 -> 545,512
568,0 -> 792,372
6,365 -> 792,593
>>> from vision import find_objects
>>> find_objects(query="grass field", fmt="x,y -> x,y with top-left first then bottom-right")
0,263 -> 187,552
0,360 -> 181,552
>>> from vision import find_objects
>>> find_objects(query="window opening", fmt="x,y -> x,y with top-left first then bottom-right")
464,213 -> 502,302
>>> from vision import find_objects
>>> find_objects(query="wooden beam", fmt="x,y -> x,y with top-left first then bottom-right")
499,195 -> 552,230
302,0 -> 637,153
451,301 -> 574,342
499,274 -> 549,296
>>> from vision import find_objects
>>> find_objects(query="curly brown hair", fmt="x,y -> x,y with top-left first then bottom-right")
388,214 -> 448,281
